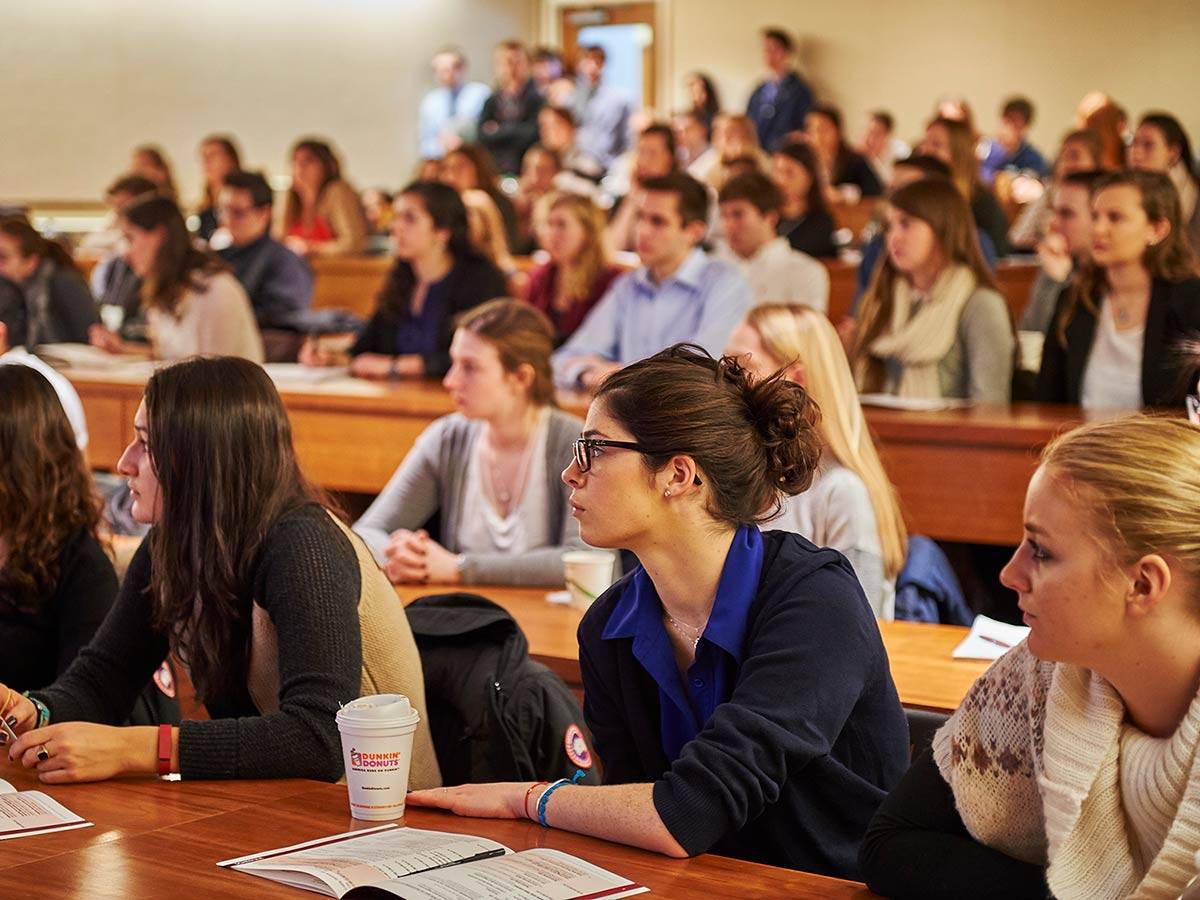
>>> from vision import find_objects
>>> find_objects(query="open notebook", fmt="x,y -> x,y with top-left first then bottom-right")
219,823 -> 648,899
0,778 -> 92,841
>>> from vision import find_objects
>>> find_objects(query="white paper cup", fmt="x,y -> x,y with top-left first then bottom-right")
335,694 -> 420,821
563,550 -> 617,609
99,304 -> 125,333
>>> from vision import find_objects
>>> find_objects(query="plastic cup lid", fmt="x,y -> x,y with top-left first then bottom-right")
336,694 -> 419,727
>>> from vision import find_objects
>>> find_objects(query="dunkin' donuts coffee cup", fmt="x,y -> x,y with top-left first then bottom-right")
563,550 -> 617,609
335,694 -> 420,821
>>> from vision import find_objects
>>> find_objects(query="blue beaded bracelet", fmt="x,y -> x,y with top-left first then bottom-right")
22,692 -> 50,729
536,768 -> 588,827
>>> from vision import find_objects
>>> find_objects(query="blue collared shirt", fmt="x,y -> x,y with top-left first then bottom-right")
551,248 -> 750,386
417,81 -> 492,159
572,79 -> 635,169
600,526 -> 765,762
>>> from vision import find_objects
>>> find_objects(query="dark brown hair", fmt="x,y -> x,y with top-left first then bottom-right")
456,299 -> 557,406
0,217 -> 82,278
1056,169 -> 1200,347
1059,129 -> 1103,169
851,177 -> 998,388
283,138 -> 342,232
595,344 -> 822,525
143,356 -> 334,701
0,366 -> 100,615
640,171 -> 709,227
106,174 -> 158,202
771,141 -> 829,217
199,134 -> 243,209
718,170 -> 783,215
121,194 -> 226,316
133,144 -> 178,199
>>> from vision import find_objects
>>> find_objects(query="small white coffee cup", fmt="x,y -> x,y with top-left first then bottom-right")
563,550 -> 617,608
335,694 -> 420,821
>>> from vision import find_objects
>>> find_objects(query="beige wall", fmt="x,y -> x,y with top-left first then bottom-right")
0,0 -> 536,204
665,0 -> 1200,162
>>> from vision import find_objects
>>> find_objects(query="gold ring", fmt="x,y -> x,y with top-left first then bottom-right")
36,745 -> 50,762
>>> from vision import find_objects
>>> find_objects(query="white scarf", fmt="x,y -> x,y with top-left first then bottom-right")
933,642 -> 1200,899
867,264 -> 977,399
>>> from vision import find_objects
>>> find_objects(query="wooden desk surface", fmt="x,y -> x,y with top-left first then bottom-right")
67,366 -> 1083,546
0,768 -> 874,898
397,585 -> 989,714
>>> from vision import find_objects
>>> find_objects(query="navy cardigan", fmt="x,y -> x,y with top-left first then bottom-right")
1036,276 -> 1200,408
577,529 -> 909,879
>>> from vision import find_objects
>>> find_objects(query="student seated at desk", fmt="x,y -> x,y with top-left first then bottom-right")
523,192 -> 623,344
86,174 -> 158,344
302,181 -> 506,379
727,305 -> 906,619
195,134 -> 241,242
215,171 -> 314,335
770,141 -> 839,259
1,357 -> 440,786
94,194 -> 263,363
553,172 -> 750,390
439,143 -> 521,253
1129,112 -> 1200,252
920,117 -> 1012,257
1036,169 -> 1200,410
0,366 -> 115,691
714,171 -> 830,310
355,299 -> 584,587
861,416 -> 1200,900
849,178 -> 1014,404
0,282 -> 88,447
805,103 -> 884,203
274,138 -> 368,258
409,344 -> 909,877
0,217 -> 98,346
130,144 -> 178,201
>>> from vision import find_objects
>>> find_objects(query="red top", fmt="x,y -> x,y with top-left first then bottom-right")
524,262 -> 624,343
286,215 -> 334,243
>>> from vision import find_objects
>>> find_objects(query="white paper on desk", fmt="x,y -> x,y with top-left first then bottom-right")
263,363 -> 350,384
0,779 -> 13,795
348,848 -> 649,900
0,790 -> 92,840
859,393 -> 972,412
953,615 -> 1031,660
35,342 -> 144,369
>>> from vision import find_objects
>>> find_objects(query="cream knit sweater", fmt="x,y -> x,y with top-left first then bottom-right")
932,642 -> 1200,899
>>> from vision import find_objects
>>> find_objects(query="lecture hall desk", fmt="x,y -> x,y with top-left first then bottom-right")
0,766 -> 876,898
67,368 -> 1084,547
396,584 -> 989,714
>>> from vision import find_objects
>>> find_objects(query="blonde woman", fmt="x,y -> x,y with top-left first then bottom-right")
705,114 -> 770,191
523,192 -> 623,343
727,304 -> 906,618
862,416 -> 1200,899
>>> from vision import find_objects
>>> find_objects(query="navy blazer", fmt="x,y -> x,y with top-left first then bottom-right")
746,71 -> 813,152
577,530 -> 909,879
1036,277 -> 1200,408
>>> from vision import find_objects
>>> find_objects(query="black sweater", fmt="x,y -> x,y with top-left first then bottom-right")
350,255 -> 507,377
32,505 -> 363,782
859,749 -> 1050,899
577,530 -> 910,879
0,528 -> 117,691
1036,276 -> 1200,408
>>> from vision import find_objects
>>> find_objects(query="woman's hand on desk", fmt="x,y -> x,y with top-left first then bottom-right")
349,353 -> 423,380
383,529 -> 462,585
88,324 -> 124,354
8,723 -> 174,783
408,782 -> 530,819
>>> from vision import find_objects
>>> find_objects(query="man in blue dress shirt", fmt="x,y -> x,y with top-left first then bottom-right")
571,45 -> 635,173
746,28 -> 814,153
553,172 -> 750,389
417,47 -> 491,160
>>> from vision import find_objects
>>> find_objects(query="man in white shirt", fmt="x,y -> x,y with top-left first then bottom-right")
673,109 -> 719,183
715,171 -> 829,310
417,46 -> 491,160
0,277 -> 88,448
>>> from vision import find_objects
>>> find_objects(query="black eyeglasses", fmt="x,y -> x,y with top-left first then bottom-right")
572,437 -> 702,485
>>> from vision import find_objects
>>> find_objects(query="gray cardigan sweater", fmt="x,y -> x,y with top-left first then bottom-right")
354,408 -> 585,586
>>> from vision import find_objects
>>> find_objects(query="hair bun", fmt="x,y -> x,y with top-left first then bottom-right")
718,355 -> 822,497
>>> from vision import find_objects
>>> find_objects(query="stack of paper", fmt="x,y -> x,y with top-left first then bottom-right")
953,615 -> 1031,660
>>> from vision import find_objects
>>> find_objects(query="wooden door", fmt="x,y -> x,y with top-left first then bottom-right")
559,3 -> 657,110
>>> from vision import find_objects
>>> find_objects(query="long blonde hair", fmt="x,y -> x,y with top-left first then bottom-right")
545,192 -> 609,302
746,304 -> 908,578
1041,415 -> 1200,580
462,189 -> 515,274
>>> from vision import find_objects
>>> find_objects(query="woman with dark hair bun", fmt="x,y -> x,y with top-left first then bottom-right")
1,356 -> 439,788
0,365 -> 115,691
408,343 -> 909,879
303,180 -> 507,378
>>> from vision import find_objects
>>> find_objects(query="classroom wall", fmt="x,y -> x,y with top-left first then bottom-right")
0,0 -> 536,204
664,0 -> 1200,160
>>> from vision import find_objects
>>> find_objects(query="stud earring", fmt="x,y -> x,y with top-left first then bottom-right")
663,489 -> 671,498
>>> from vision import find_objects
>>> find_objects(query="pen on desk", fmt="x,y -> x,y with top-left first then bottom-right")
0,716 -> 17,745
428,848 -> 508,871
978,634 -> 1013,650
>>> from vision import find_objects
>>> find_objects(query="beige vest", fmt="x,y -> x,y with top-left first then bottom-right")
246,514 -> 442,789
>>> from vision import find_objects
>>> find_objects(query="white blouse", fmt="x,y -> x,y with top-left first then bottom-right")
1080,300 -> 1144,412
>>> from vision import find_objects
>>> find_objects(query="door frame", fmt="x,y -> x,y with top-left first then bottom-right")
537,0 -> 673,114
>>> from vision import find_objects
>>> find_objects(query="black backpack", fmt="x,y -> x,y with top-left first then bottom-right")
406,593 -> 599,787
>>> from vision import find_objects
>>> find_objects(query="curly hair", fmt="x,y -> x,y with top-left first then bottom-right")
0,365 -> 100,614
